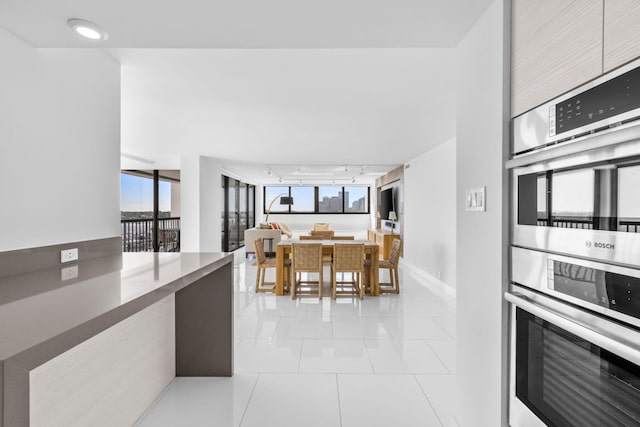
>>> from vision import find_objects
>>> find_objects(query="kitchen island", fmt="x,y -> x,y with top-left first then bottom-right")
0,252 -> 233,427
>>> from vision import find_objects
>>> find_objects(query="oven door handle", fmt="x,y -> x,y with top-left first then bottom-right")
505,290 -> 640,366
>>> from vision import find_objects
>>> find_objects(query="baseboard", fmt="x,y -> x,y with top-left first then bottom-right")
399,259 -> 456,299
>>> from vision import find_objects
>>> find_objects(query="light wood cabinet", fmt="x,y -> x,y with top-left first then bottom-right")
367,229 -> 401,260
511,0 -> 603,117
604,0 -> 640,72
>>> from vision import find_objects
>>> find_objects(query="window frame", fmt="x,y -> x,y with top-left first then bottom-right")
263,185 -> 370,214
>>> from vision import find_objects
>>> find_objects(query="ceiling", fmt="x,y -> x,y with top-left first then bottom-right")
0,0 -> 493,184
0,0 -> 493,49
116,48 -> 456,183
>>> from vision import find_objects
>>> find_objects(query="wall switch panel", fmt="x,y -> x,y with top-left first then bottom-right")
465,187 -> 486,212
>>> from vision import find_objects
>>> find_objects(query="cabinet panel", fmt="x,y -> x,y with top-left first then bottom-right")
30,296 -> 175,427
511,0 -> 603,117
604,0 -> 640,72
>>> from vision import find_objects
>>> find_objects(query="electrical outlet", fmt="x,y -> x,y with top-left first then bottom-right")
438,270 -> 442,279
60,248 -> 78,263
61,265 -> 79,281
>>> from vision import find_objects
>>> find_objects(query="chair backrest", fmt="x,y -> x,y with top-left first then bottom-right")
388,239 -> 402,266
331,235 -> 355,240
254,238 -> 266,264
299,235 -> 322,240
309,230 -> 334,239
292,243 -> 323,271
333,244 -> 365,271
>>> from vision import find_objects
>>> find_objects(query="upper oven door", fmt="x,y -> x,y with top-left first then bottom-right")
511,139 -> 640,266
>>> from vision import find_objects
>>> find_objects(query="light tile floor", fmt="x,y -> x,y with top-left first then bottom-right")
137,250 -> 457,427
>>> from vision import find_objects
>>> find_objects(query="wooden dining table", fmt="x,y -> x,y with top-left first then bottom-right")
275,239 -> 380,296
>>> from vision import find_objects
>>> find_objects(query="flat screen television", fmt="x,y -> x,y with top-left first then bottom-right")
380,188 -> 395,221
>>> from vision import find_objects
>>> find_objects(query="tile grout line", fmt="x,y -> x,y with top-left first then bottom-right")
297,338 -> 304,373
424,339 -> 454,374
362,338 -> 377,374
237,374 -> 260,427
380,316 -> 396,339
436,319 -> 456,341
413,374 -> 446,427
335,373 -> 344,427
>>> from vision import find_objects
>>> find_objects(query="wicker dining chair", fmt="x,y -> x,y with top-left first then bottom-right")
378,238 -> 401,294
331,243 -> 365,299
290,243 -> 324,299
299,235 -> 333,264
254,238 -> 289,293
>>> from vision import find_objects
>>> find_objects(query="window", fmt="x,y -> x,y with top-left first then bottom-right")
264,186 -> 290,214
222,176 -> 255,252
318,187 -> 343,213
120,170 -> 180,252
343,186 -> 368,213
290,186 -> 315,213
263,185 -> 369,214
121,173 -> 154,219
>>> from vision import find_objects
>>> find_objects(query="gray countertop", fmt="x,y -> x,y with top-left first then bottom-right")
0,252 -> 233,364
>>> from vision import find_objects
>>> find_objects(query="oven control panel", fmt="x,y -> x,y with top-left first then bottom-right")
550,66 -> 640,137
548,259 -> 640,319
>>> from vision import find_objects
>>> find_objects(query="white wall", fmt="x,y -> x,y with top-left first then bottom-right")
404,138 -> 457,288
454,0 -> 509,426
0,29 -> 121,252
180,155 -> 222,252
171,182 -> 181,217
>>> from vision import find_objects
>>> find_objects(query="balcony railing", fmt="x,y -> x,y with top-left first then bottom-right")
121,217 -> 181,252
620,220 -> 640,233
536,216 -> 640,232
537,217 -> 594,229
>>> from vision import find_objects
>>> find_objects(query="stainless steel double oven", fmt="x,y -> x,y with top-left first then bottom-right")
506,57 -> 640,426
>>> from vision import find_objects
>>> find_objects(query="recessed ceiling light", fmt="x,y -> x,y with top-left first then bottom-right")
67,18 -> 109,41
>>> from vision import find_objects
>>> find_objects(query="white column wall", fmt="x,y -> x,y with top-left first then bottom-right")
0,28 -> 121,252
454,0 -> 510,426
403,138 -> 457,288
180,155 -> 222,252
171,182 -> 181,217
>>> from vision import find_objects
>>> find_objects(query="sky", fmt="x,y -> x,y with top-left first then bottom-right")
120,173 -> 172,212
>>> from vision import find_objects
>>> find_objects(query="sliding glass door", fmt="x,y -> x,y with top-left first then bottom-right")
222,176 -> 255,252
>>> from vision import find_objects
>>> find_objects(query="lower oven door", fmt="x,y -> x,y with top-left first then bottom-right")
506,285 -> 640,427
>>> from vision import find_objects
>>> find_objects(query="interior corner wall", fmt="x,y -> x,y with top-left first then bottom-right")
0,28 -> 121,252
180,155 -> 222,252
454,0 -> 509,426
403,138 -> 457,288
170,182 -> 181,217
